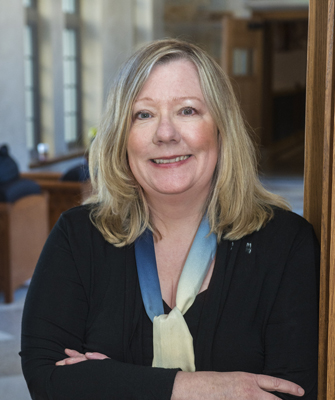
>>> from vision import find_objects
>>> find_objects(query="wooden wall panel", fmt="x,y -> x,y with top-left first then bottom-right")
304,0 -> 335,398
304,0 -> 327,239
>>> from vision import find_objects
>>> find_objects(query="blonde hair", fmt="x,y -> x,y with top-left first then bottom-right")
86,38 -> 289,246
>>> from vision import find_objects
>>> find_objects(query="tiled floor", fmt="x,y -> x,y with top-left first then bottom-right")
0,285 -> 31,399
0,173 -> 304,399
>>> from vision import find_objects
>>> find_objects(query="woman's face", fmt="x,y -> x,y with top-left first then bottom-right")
127,59 -> 218,202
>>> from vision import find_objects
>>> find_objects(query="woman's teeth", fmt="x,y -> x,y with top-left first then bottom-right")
153,155 -> 190,164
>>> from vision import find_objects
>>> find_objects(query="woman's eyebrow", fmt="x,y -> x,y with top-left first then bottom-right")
172,96 -> 203,103
135,96 -> 204,104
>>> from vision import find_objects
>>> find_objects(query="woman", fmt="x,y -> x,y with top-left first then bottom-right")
21,39 -> 319,399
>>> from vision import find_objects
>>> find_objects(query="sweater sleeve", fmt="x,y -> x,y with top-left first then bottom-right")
20,212 -> 178,400
262,221 -> 319,399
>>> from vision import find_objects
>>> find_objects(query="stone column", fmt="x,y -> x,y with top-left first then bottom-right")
0,0 -> 28,170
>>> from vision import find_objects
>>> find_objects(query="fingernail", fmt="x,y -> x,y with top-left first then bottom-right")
298,387 -> 305,395
86,352 -> 93,356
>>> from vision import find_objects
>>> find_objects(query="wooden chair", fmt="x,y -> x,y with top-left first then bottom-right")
0,193 -> 49,303
21,172 -> 92,231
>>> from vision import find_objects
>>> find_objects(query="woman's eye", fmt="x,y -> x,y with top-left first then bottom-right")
136,112 -> 151,119
181,107 -> 196,116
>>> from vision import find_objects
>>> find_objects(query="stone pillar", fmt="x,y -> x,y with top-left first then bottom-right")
0,0 -> 28,170
134,0 -> 164,49
101,0 -> 135,100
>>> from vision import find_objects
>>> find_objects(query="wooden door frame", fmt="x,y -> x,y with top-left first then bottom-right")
304,0 -> 335,398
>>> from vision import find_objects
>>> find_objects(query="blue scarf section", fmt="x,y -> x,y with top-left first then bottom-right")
134,217 -> 217,371
134,228 -> 164,321
135,217 -> 217,321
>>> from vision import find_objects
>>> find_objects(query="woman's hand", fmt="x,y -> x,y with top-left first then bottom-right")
55,349 -> 110,366
171,371 -> 305,400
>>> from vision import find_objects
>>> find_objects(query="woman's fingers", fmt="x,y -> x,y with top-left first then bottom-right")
255,374 -> 305,397
56,348 -> 88,366
55,349 -> 110,366
64,348 -> 82,357
85,352 -> 110,360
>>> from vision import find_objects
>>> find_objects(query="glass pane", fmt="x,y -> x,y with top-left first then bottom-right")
26,120 -> 34,150
63,30 -> 69,57
71,116 -> 77,141
232,48 -> 254,77
23,0 -> 36,8
63,27 -> 79,143
65,88 -> 77,113
69,59 -> 76,83
24,26 -> 33,56
25,90 -> 34,118
25,59 -> 33,87
63,29 -> 77,57
62,0 -> 77,14
69,88 -> 77,112
63,59 -> 76,85
69,30 -> 76,56
64,115 -> 77,142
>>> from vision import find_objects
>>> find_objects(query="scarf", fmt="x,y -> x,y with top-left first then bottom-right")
135,218 -> 217,371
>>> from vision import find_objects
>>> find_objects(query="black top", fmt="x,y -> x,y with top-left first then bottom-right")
20,206 -> 319,400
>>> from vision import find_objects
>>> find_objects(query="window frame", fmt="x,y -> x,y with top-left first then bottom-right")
63,0 -> 82,149
24,0 -> 41,158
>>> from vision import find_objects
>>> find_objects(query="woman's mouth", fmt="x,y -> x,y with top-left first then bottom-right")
152,155 -> 191,164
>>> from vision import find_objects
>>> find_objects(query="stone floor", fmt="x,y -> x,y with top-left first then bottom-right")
0,285 -> 31,400
0,173 -> 304,400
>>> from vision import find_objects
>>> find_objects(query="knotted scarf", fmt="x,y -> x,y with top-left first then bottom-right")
135,218 -> 217,371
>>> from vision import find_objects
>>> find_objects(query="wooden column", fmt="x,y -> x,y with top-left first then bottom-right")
304,0 -> 335,398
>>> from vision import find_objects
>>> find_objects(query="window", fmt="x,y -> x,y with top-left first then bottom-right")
62,0 -> 81,146
62,0 -> 77,14
23,0 -> 40,153
23,0 -> 35,7
63,28 -> 80,144
232,48 -> 254,77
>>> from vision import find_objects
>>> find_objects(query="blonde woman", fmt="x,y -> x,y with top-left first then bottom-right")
21,39 -> 318,399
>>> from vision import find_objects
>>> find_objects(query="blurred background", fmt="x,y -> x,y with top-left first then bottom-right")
0,0 -> 309,398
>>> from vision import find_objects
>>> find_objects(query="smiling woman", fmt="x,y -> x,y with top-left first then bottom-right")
20,39 -> 319,400
127,59 -> 218,203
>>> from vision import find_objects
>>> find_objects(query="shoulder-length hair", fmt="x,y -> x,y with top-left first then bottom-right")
86,38 -> 289,246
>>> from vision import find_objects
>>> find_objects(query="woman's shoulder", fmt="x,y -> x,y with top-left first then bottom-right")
61,204 -> 92,220
54,204 -> 99,238
255,206 -> 319,252
267,207 -> 314,235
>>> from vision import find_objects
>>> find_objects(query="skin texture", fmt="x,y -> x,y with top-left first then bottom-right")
56,60 -> 305,399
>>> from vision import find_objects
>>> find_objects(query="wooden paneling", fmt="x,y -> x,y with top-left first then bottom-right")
304,0 -> 328,240
304,0 -> 335,398
253,10 -> 308,21
221,17 -> 264,144
0,194 -> 49,303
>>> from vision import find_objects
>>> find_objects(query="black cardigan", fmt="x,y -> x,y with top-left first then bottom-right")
20,206 -> 319,400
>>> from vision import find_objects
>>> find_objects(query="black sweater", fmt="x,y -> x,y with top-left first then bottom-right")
20,206 -> 319,399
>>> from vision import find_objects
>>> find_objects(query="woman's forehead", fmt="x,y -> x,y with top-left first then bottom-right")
135,59 -> 203,102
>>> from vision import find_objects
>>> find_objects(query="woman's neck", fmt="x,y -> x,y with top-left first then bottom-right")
147,191 -> 208,239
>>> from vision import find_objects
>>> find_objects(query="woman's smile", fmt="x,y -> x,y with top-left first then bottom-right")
151,155 -> 191,165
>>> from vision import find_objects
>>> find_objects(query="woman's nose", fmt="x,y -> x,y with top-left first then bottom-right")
153,115 -> 181,144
